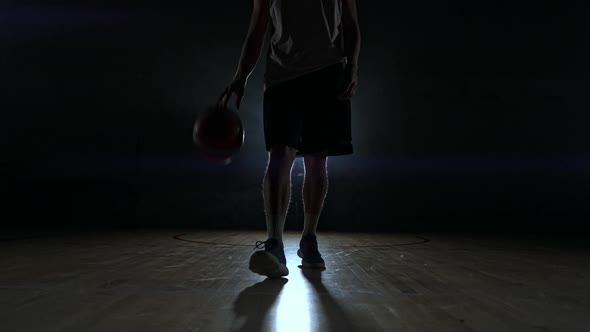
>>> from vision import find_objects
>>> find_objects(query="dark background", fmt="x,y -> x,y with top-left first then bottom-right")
2,1 -> 589,233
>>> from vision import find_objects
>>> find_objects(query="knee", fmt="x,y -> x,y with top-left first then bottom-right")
269,144 -> 298,163
266,145 -> 297,175
304,155 -> 327,174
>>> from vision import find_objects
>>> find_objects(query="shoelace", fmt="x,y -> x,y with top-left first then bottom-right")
254,239 -> 272,250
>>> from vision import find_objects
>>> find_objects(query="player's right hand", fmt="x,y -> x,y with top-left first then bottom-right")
217,77 -> 246,110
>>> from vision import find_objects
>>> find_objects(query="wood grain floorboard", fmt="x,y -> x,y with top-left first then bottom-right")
0,230 -> 588,332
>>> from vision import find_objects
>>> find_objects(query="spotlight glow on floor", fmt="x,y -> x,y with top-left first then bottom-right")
272,270 -> 316,332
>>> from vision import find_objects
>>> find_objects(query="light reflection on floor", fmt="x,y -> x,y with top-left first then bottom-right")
273,265 -> 316,332
233,240 -> 362,332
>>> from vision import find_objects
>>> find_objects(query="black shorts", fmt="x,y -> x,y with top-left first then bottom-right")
263,63 -> 353,157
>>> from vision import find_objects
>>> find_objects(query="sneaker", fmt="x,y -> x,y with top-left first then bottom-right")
297,234 -> 325,269
249,238 -> 289,278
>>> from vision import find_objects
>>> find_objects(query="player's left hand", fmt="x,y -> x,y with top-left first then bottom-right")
337,64 -> 358,100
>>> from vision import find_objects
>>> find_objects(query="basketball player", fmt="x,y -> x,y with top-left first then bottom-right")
217,0 -> 361,278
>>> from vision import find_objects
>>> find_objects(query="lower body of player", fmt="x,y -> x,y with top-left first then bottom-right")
249,63 -> 353,278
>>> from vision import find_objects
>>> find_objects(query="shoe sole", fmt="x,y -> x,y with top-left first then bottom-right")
297,249 -> 326,269
249,251 -> 289,278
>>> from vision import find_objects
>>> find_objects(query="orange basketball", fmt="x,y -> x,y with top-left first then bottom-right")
193,106 -> 245,163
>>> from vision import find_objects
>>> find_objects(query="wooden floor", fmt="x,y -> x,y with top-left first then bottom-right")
1,230 -> 589,332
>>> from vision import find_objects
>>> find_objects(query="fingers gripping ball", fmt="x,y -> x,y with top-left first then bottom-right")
193,106 -> 245,164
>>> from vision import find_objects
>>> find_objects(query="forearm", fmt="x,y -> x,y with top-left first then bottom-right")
234,33 -> 266,81
343,25 -> 361,70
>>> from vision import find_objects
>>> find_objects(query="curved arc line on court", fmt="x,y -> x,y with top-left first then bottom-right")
172,233 -> 430,248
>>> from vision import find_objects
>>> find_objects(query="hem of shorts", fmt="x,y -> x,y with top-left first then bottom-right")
265,144 -> 353,157
295,148 -> 353,158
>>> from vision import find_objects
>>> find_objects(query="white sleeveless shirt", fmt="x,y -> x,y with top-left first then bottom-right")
264,0 -> 348,90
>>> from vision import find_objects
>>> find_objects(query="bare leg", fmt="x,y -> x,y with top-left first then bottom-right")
263,144 -> 297,246
302,155 -> 328,236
